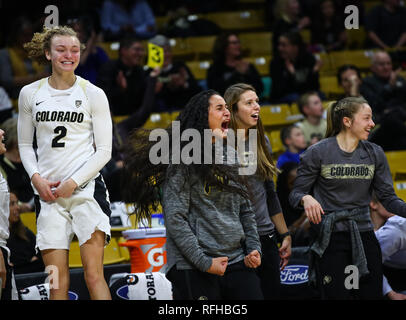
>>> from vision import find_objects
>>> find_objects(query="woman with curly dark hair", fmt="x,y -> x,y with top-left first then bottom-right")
122,89 -> 264,300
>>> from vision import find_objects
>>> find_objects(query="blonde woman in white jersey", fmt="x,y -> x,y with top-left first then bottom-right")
18,26 -> 112,300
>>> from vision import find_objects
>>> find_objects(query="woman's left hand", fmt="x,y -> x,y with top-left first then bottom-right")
279,236 -> 292,271
244,250 -> 261,268
53,178 -> 78,198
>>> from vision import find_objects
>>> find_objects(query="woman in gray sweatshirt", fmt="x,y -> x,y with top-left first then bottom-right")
289,96 -> 406,299
122,90 -> 263,300
225,83 -> 291,299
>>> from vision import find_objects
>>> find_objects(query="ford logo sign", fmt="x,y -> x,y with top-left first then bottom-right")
68,291 -> 79,300
116,285 -> 129,300
280,265 -> 308,285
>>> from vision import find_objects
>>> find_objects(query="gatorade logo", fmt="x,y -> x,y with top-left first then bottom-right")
148,247 -> 164,267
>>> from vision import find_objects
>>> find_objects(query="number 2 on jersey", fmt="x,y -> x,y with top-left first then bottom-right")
52,126 -> 67,148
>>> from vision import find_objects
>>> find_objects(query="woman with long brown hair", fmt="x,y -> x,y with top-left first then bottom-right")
225,83 -> 291,299
289,96 -> 406,299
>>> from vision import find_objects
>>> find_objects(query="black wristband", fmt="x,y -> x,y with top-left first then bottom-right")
279,231 -> 291,240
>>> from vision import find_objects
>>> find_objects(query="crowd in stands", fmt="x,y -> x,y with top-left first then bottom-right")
1,0 -> 406,300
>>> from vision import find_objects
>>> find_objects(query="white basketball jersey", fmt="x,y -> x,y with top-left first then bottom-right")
18,76 -> 112,186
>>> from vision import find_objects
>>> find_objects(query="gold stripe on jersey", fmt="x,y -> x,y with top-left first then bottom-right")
321,164 -> 375,180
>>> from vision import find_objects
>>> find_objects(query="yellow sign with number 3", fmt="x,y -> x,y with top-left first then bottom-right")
147,42 -> 164,69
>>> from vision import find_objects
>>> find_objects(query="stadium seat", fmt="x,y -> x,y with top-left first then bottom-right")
69,237 -> 127,268
300,29 -> 311,44
394,181 -> 406,202
20,212 -> 37,234
290,103 -> 301,116
143,112 -> 173,129
315,52 -> 334,76
364,1 -> 380,14
346,27 -> 366,50
69,240 -> 82,268
329,50 -> 375,72
185,60 -> 211,81
260,104 -> 299,128
266,129 -> 284,155
98,42 -> 120,60
187,35 -> 216,60
205,10 -> 265,31
385,151 -> 406,180
245,56 -> 271,76
319,76 -> 345,99
103,237 -> 127,265
169,37 -> 194,61
239,32 -> 272,57
117,237 -> 130,262
112,115 -> 129,124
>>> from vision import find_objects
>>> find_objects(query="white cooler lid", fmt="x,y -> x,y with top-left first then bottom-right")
122,227 -> 166,240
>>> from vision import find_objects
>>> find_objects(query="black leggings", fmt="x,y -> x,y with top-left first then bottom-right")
256,234 -> 281,299
0,247 -> 13,300
315,231 -> 383,300
167,260 -> 264,300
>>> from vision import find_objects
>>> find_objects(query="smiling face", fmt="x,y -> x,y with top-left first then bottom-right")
225,34 -> 242,59
304,94 -> 324,118
208,94 -> 230,140
278,36 -> 297,60
0,129 -> 6,154
234,90 -> 260,130
121,41 -> 146,67
339,68 -> 361,94
46,35 -> 81,74
8,192 -> 20,225
287,127 -> 307,151
344,104 -> 375,140
371,52 -> 392,80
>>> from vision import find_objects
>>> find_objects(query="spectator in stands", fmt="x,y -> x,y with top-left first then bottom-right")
150,34 -> 202,112
98,36 -> 162,201
97,37 -> 151,116
360,51 -> 406,150
0,127 -> 13,300
310,0 -> 347,53
0,118 -> 34,213
0,87 -> 13,124
7,191 -> 44,275
206,32 -> 264,97
365,0 -> 406,50
100,0 -> 157,41
67,16 -> 109,85
337,64 -> 362,98
276,124 -> 306,169
270,31 -> 321,103
0,16 -> 50,100
370,193 -> 406,300
276,161 -> 309,246
296,91 -> 326,147
272,0 -> 311,56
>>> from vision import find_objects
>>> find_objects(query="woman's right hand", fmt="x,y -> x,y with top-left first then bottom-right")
31,173 -> 60,202
207,257 -> 228,276
302,195 -> 324,224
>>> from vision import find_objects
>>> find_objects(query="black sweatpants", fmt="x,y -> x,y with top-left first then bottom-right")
167,260 -> 264,300
315,231 -> 383,300
0,247 -> 13,300
256,234 -> 281,299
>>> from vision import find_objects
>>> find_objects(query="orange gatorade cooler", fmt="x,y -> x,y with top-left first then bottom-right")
120,228 -> 167,273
